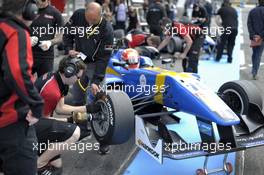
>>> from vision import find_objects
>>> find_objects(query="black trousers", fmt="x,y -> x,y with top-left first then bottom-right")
32,57 -> 54,77
149,25 -> 162,36
185,34 -> 205,73
0,121 -> 38,175
216,28 -> 238,62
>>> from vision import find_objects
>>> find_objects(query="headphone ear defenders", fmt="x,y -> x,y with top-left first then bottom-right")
22,0 -> 38,21
64,58 -> 81,78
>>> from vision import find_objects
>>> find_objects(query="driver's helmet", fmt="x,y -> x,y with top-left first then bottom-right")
121,48 -> 140,69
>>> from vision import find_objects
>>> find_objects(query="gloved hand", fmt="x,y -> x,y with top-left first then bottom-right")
71,112 -> 88,124
86,102 -> 101,113
30,36 -> 38,47
38,40 -> 52,51
86,92 -> 107,113
95,91 -> 108,101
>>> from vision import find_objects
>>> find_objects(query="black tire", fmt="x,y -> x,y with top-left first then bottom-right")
173,36 -> 184,53
167,36 -> 184,54
167,38 -> 175,54
91,91 -> 134,145
218,80 -> 263,115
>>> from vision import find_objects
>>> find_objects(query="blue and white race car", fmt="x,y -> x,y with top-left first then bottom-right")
90,47 -> 264,165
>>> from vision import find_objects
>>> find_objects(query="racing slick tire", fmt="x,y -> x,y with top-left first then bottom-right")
167,36 -> 183,54
218,80 -> 262,115
91,91 -> 134,145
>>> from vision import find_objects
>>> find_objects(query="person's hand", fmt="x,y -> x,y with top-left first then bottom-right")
86,102 -> 101,113
254,35 -> 262,42
26,110 -> 39,126
69,50 -> 80,57
179,53 -> 187,60
91,83 -> 100,96
30,36 -> 38,47
72,112 -> 88,124
38,40 -> 52,51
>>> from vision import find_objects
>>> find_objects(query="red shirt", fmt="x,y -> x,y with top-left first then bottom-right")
35,72 -> 68,117
128,34 -> 147,48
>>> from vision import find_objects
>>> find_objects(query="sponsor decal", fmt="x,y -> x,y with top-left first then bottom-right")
137,139 -> 160,159
139,74 -> 147,86
197,120 -> 213,137
105,98 -> 114,126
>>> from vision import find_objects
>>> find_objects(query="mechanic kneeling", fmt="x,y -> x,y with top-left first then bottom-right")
157,17 -> 205,73
34,57 -> 101,175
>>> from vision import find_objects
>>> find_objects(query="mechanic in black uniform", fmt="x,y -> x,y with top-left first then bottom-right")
34,56 -> 101,175
63,2 -> 113,154
215,0 -> 238,63
30,0 -> 64,77
146,0 -> 167,36
192,3 -> 208,28
0,0 -> 44,175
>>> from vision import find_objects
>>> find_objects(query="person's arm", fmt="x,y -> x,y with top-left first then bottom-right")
55,95 -> 101,115
157,35 -> 171,51
215,15 -> 222,26
146,7 -> 151,24
91,21 -> 114,86
38,9 -> 64,51
200,7 -> 208,22
181,34 -> 193,57
259,9 -> 264,39
55,97 -> 86,115
63,11 -> 78,52
247,11 -> 255,40
215,8 -> 222,27
50,9 -> 64,45
2,29 -> 43,119
160,3 -> 167,18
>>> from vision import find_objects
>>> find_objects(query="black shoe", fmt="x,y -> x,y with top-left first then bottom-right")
227,57 -> 232,63
38,165 -> 62,175
98,144 -> 110,155
252,74 -> 258,80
